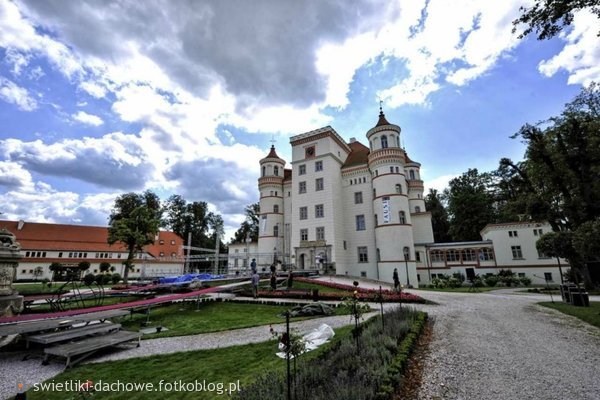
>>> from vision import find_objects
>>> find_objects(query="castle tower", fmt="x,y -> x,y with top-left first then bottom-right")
257,145 -> 285,269
367,108 -> 418,285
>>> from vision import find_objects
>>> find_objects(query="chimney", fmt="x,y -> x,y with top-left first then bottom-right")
349,137 -> 356,143
18,220 -> 25,230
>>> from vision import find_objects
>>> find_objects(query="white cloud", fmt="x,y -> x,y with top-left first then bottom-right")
538,10 -> 600,86
72,110 -> 103,126
0,76 -> 37,110
0,160 -> 34,189
424,174 -> 459,194
79,81 -> 107,98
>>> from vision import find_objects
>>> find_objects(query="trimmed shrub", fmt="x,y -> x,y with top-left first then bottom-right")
484,275 -> 499,287
452,272 -> 466,283
83,273 -> 95,286
519,276 -> 532,286
447,277 -> 462,288
111,273 -> 122,285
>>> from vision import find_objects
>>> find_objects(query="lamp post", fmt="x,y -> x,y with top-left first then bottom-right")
403,247 -> 411,287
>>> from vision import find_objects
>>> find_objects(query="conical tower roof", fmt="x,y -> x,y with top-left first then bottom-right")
260,145 -> 285,164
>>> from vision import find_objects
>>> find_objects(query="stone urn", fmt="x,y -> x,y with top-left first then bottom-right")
0,228 -> 24,317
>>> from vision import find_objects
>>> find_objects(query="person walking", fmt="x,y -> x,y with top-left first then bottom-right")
251,271 -> 260,298
393,268 -> 400,291
287,269 -> 293,289
250,258 -> 257,274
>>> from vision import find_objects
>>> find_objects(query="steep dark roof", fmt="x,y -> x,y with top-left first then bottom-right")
375,110 -> 391,127
264,145 -> 283,160
342,141 -> 370,168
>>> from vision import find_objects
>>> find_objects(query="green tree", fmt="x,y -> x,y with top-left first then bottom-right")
108,191 -> 161,284
424,189 -> 451,242
99,261 -> 111,274
572,219 -> 600,285
162,194 -> 214,248
444,169 -> 497,241
231,203 -> 260,243
536,231 -> 577,284
513,0 -> 600,40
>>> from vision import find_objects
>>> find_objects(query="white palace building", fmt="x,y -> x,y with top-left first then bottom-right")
228,110 -> 568,288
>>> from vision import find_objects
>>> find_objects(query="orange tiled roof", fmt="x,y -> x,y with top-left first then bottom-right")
0,220 -> 183,259
342,141 -> 370,168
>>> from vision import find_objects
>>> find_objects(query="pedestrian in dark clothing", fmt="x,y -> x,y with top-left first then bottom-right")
270,272 -> 277,291
393,268 -> 400,291
287,269 -> 293,289
250,258 -> 257,274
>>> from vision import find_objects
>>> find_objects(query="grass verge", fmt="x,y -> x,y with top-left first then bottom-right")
26,326 -> 354,400
539,301 -> 600,329
120,301 -> 349,339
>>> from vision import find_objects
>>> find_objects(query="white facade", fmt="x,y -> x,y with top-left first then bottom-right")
417,222 -> 568,285
227,242 -> 259,273
253,111 -> 435,287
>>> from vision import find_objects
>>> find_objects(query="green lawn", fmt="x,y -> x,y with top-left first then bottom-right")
120,301 -> 349,339
286,281 -> 350,293
13,282 -> 67,295
27,325 -> 354,400
414,286 -> 502,293
539,301 -> 600,329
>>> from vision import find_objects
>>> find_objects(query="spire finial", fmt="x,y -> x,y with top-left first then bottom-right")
269,135 -> 276,148
379,98 -> 384,116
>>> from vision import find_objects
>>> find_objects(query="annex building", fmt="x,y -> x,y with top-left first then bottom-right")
0,220 -> 184,281
228,110 -> 568,287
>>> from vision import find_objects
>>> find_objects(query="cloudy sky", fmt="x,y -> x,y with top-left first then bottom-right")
0,0 -> 598,241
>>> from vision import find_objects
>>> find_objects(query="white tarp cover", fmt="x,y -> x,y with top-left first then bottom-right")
276,323 -> 335,359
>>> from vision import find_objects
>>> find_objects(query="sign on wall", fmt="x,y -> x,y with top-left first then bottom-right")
382,197 -> 391,223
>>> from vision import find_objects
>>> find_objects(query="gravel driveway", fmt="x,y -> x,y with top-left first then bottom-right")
1,278 -> 598,400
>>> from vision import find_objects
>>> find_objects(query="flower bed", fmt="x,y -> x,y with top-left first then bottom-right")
252,289 -> 424,303
235,307 -> 428,400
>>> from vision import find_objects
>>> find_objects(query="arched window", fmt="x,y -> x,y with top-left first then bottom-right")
399,211 -> 406,224
409,170 -> 415,180
381,135 -> 388,148
274,166 -> 279,176
262,166 -> 266,177
403,246 -> 410,260
395,184 -> 402,194
273,225 -> 279,237
377,248 -> 381,262
273,205 -> 279,213
415,206 -> 421,213
396,136 -> 400,147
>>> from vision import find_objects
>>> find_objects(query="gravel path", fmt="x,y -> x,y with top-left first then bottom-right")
1,277 -> 599,400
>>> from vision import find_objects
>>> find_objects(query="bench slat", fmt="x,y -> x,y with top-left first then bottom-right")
44,330 -> 141,357
28,323 -> 121,345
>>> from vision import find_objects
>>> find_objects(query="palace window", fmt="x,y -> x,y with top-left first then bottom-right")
415,251 -> 421,262
315,204 -> 324,218
377,248 -> 381,262
544,272 -> 553,282
274,166 -> 279,176
403,247 -> 410,260
316,227 -> 325,240
315,161 -> 323,172
409,170 -> 415,180
381,135 -> 388,148
262,166 -> 266,177
274,225 -> 279,237
462,249 -> 476,262
316,178 -> 324,191
390,166 -> 394,173
300,229 -> 308,241
479,248 -> 494,261
399,211 -> 406,224
446,250 -> 459,262
431,250 -> 444,262
508,230 -> 518,237
533,228 -> 543,236
299,181 -> 306,194
299,164 -> 306,175
273,204 -> 279,213
415,206 -> 421,213
395,184 -> 402,194
299,207 -> 308,220
511,245 -> 523,259
358,247 -> 368,263
354,192 -> 363,204
355,215 -> 366,231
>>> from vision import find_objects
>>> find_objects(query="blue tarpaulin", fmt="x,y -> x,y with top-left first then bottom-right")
159,273 -> 226,284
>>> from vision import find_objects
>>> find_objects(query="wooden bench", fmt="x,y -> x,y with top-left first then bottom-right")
26,323 -> 121,347
43,330 -> 141,368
